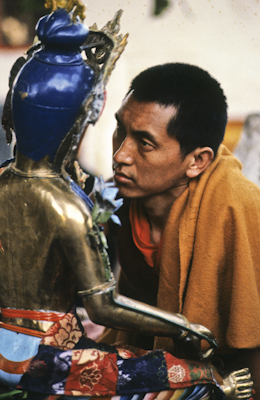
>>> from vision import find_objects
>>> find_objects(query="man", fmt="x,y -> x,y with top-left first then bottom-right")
99,63 -> 260,396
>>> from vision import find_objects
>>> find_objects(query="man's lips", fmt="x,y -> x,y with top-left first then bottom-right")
113,171 -> 133,184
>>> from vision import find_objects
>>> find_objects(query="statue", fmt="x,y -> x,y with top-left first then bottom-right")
0,1 -> 253,399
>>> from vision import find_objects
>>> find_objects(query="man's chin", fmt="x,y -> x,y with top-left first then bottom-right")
116,185 -> 138,199
117,189 -> 134,199
113,178 -> 142,199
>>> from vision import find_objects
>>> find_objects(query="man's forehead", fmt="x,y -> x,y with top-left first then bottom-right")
117,91 -> 177,120
117,90 -> 136,114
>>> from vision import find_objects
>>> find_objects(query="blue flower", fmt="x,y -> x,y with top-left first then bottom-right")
91,175 -> 123,225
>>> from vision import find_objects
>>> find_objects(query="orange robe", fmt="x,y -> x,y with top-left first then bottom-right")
100,145 -> 260,355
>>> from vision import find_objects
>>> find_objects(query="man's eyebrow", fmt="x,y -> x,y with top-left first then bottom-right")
115,113 -> 159,145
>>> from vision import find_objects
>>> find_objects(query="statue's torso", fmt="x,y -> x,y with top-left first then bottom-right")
0,166 -> 91,312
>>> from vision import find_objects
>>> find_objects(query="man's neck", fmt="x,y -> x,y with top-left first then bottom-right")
141,184 -> 189,245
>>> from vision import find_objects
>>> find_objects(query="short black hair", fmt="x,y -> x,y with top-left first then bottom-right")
129,63 -> 228,158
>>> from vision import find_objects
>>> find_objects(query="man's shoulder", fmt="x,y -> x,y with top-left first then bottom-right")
217,163 -> 260,202
205,149 -> 260,203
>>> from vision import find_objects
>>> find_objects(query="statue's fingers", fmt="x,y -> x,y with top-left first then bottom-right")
236,377 -> 253,386
237,390 -> 253,399
236,375 -> 253,385
237,382 -> 254,391
233,368 -> 251,378
238,384 -> 254,391
240,378 -> 254,386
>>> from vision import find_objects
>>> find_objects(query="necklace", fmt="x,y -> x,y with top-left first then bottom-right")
10,164 -> 60,178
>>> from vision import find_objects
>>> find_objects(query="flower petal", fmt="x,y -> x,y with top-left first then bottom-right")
111,214 -> 122,226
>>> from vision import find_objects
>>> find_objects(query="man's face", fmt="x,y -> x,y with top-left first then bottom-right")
112,93 -> 193,199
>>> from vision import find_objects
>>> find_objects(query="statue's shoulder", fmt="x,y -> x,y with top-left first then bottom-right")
43,177 -> 93,232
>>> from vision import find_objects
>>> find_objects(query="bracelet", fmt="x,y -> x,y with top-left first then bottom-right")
176,313 -> 191,339
78,279 -> 116,297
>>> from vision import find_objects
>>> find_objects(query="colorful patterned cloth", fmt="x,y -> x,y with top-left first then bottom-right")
10,308 -> 221,399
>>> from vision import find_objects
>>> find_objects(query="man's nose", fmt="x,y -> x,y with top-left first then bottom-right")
113,137 -> 134,165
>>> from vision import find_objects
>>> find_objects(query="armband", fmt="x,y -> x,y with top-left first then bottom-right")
176,313 -> 190,339
78,279 -> 116,297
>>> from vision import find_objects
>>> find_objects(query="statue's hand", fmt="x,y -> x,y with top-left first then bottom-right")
221,368 -> 253,400
173,323 -> 217,361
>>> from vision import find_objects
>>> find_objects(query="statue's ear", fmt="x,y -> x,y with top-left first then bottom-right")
186,147 -> 214,178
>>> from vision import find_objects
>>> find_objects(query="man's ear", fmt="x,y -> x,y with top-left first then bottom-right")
186,147 -> 214,178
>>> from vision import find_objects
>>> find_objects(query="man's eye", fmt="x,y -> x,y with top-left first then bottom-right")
139,139 -> 153,149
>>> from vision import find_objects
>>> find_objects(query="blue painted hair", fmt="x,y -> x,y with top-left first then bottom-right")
12,8 -> 95,162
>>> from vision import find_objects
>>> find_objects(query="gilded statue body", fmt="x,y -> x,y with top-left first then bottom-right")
0,2 -> 253,399
0,153 -> 93,315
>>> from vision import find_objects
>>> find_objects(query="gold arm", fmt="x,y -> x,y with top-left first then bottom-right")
81,284 -> 217,361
